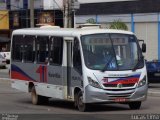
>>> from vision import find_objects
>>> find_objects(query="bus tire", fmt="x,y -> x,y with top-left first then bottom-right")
74,93 -> 78,108
129,101 -> 141,110
31,86 -> 48,105
76,91 -> 88,112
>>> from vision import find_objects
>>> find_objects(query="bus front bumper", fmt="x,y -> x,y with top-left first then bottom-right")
84,85 -> 148,103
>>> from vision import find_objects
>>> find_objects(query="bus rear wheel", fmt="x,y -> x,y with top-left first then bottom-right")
31,86 -> 48,105
76,91 -> 88,112
129,101 -> 141,110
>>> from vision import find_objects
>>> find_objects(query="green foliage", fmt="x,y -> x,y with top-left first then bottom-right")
109,19 -> 128,30
86,18 -> 96,24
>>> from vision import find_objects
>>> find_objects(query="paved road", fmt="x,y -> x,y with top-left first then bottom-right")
0,65 -> 10,78
0,68 -> 160,120
0,80 -> 160,120
0,80 -> 160,114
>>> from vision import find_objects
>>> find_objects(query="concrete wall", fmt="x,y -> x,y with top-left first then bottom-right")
8,0 -> 62,10
0,0 -> 6,10
10,0 -> 23,10
75,13 -> 159,61
9,0 -> 43,10
135,22 -> 158,61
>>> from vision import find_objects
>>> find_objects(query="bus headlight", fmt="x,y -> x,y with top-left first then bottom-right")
88,77 -> 101,89
138,76 -> 146,88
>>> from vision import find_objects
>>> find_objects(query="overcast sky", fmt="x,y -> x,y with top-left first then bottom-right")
78,0 -> 135,3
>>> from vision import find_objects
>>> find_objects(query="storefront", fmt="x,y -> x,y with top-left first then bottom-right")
0,10 -> 10,51
9,10 -> 64,29
0,36 -> 10,52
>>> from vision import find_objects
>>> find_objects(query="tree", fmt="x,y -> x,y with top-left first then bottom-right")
86,18 -> 96,24
109,19 -> 128,30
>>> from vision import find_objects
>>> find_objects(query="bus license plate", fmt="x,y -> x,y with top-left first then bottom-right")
114,98 -> 126,102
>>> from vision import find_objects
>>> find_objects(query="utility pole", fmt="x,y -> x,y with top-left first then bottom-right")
64,0 -> 68,28
68,0 -> 72,28
30,0 -> 34,27
64,0 -> 72,28
64,0 -> 80,28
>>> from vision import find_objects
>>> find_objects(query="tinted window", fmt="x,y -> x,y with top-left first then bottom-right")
36,36 -> 49,63
50,37 -> 63,65
73,38 -> 82,74
12,35 -> 23,61
23,36 -> 35,62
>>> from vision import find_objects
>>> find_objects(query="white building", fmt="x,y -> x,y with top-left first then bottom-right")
76,0 -> 160,61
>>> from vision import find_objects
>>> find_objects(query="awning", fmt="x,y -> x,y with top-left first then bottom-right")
0,37 -> 10,43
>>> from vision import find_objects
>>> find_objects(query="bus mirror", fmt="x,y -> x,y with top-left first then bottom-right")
142,43 -> 146,53
138,39 -> 146,53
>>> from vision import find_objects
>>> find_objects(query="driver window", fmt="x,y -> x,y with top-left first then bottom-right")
73,38 -> 82,74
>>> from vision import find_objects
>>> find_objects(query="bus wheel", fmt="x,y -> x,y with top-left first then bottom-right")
31,86 -> 48,105
77,91 -> 88,112
129,101 -> 141,110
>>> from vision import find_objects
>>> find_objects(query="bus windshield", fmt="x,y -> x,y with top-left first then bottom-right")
81,33 -> 144,71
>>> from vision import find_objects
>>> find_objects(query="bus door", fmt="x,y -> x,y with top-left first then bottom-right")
71,38 -> 83,96
66,37 -> 82,99
66,38 -> 72,98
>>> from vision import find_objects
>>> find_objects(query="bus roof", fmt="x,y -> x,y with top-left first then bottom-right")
12,28 -> 134,37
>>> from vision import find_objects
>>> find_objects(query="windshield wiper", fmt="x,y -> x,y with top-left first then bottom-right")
132,56 -> 144,71
101,56 -> 114,72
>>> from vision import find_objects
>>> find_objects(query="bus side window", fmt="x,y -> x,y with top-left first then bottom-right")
36,36 -> 49,63
23,36 -> 35,63
73,38 -> 82,75
50,37 -> 63,65
12,35 -> 23,61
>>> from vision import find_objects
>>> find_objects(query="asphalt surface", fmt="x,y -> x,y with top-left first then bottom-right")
0,79 -> 160,113
0,67 -> 9,78
0,66 -> 160,120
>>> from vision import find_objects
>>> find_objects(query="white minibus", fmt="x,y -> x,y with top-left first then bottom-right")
11,27 -> 147,111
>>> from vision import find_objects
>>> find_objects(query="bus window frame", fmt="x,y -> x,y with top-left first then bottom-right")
23,35 -> 36,63
12,35 -> 24,62
36,36 -> 50,64
73,37 -> 83,75
49,36 -> 63,66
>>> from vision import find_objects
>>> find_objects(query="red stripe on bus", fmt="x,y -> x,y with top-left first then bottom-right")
11,71 -> 31,81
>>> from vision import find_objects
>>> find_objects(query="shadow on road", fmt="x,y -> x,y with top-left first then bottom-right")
17,98 -> 130,112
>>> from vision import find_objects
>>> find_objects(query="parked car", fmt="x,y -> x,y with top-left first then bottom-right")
146,61 -> 160,83
0,52 -> 10,64
0,54 -> 6,68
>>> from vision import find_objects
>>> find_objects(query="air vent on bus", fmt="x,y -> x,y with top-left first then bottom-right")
78,23 -> 101,29
40,25 -> 60,29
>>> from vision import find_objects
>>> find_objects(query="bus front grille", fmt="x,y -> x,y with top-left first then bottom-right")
103,83 -> 135,88
106,92 -> 133,98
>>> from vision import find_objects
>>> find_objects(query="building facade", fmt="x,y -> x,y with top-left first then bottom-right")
0,0 -> 63,51
1,0 -> 160,60
0,0 -> 64,29
76,0 -> 160,61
